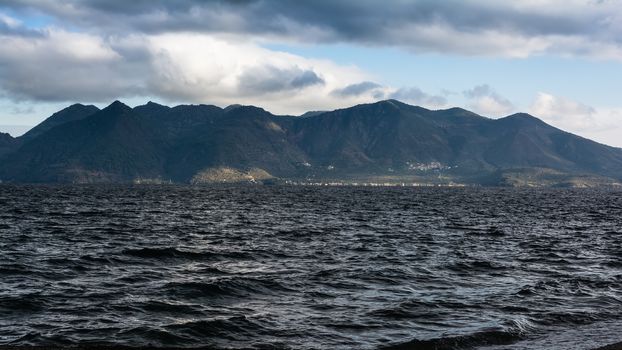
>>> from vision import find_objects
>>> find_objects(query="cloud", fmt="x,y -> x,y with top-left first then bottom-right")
237,66 -> 324,96
1,1 -> 621,147
0,12 -> 454,114
463,85 -> 514,116
529,92 -> 622,147
389,87 -> 447,107
0,28 -> 145,102
141,33 -> 369,113
0,12 -> 43,37
0,21 -> 380,114
332,81 -> 383,97
529,92 -> 598,130
4,0 -> 622,59
331,82 -> 447,107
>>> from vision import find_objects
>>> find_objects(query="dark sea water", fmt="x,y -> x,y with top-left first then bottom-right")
1,185 -> 622,350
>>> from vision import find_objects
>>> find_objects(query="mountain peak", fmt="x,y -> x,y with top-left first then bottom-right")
109,100 -> 129,107
62,103 -> 100,115
299,110 -> 326,118
340,99 -> 404,113
383,99 -> 406,106
505,112 -> 538,119
432,107 -> 487,121
498,113 -> 548,127
224,104 -> 268,115
224,104 -> 243,112
103,100 -> 132,113
374,99 -> 430,113
443,107 -> 471,114
19,103 -> 100,142
3,100 -> 622,185
145,101 -> 169,108
61,103 -> 99,113
133,101 -> 171,118
375,99 -> 404,109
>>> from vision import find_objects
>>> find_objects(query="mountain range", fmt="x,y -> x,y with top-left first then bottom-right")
1,99 -> 621,187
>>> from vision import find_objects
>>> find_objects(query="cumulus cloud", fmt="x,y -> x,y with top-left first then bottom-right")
140,33 -> 373,113
529,92 -> 622,147
0,13 -> 450,113
463,85 -> 514,117
0,28 -> 145,101
529,92 -> 598,130
4,0 -> 622,59
0,20 -> 378,113
144,33 -> 331,101
0,10 -> 456,114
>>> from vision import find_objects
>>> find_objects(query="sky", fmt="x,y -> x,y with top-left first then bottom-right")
0,0 -> 621,147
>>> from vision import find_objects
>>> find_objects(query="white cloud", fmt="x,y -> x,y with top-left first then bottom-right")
582,108 -> 622,147
529,92 -> 596,129
529,92 -> 622,147
463,85 -> 514,117
470,96 -> 515,117
142,33 -> 381,114
0,13 -> 21,28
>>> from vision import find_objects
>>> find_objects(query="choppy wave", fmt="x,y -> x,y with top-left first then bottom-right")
1,185 -> 622,349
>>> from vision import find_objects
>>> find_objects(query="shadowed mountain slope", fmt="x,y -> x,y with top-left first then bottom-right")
1,99 -> 621,186
20,103 -> 100,142
1,101 -> 163,183
481,113 -> 622,178
0,132 -> 17,158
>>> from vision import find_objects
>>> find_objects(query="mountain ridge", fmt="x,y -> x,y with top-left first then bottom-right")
20,103 -> 100,142
1,99 -> 621,186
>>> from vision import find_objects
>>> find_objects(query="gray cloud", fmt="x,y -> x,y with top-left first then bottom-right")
0,13 -> 43,37
0,1 -> 588,36
1,0 -> 620,116
3,0 -> 620,57
464,85 -> 492,99
332,81 -> 383,97
0,24 -> 337,109
389,87 -> 447,106
237,66 -> 324,96
0,64 -> 146,102
0,30 -> 148,102
463,85 -> 511,103
290,69 -> 324,89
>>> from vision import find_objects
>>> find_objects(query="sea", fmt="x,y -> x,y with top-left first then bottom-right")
0,185 -> 621,350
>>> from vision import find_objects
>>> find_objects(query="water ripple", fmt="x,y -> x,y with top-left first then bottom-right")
0,185 -> 621,349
